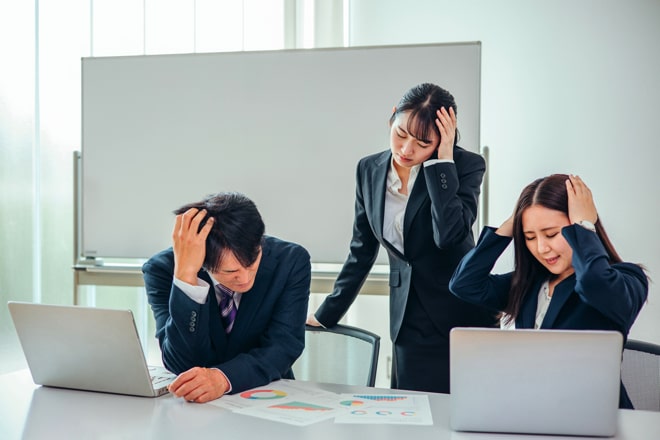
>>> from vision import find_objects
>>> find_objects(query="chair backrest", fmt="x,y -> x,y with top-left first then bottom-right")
292,324 -> 380,387
621,339 -> 660,411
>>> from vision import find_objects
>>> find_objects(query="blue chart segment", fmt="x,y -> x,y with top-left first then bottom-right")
352,395 -> 408,402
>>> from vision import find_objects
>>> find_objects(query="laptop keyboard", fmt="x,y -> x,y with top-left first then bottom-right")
148,366 -> 176,386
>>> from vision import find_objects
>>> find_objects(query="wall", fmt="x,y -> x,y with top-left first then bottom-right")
346,0 -> 660,344
0,0 -> 90,373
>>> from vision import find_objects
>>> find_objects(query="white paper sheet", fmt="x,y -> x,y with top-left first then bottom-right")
207,381 -> 434,426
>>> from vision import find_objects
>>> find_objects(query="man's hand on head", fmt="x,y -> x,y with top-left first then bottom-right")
172,208 -> 214,285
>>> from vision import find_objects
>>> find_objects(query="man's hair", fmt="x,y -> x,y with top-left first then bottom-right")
174,192 -> 265,272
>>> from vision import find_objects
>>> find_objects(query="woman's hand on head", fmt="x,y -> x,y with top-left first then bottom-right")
496,211 -> 515,237
566,175 -> 598,224
435,106 -> 456,160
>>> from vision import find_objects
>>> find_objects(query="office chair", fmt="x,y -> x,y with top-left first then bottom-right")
292,324 -> 381,387
621,339 -> 660,411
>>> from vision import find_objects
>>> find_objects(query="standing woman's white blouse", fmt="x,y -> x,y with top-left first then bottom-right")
383,159 -> 421,254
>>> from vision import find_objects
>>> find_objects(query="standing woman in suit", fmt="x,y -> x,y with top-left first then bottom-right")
449,174 -> 648,408
307,83 -> 497,393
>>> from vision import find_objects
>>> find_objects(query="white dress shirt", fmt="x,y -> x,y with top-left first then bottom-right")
174,273 -> 243,308
534,279 -> 552,329
383,159 -> 421,254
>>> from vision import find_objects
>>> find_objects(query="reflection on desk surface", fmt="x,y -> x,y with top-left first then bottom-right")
23,386 -> 158,439
20,385 -> 264,440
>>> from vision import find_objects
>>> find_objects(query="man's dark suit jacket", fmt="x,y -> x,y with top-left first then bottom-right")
142,236 -> 311,394
315,147 -> 497,343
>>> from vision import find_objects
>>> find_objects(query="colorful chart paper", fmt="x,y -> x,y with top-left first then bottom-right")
239,389 -> 287,400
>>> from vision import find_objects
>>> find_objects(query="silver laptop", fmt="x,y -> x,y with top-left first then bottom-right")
450,327 -> 623,437
8,301 -> 175,397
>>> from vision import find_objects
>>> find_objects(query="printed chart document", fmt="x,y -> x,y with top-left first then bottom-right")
207,380 -> 433,426
208,380 -> 343,426
333,393 -> 433,425
233,395 -> 342,426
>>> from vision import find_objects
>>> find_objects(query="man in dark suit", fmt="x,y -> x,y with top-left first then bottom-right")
143,192 -> 311,403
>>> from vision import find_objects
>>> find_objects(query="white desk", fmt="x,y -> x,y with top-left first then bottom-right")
1,369 -> 659,440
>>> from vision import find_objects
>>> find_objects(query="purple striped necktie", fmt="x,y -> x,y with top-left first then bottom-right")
217,284 -> 237,334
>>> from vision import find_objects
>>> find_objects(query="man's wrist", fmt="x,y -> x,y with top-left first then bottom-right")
211,368 -> 232,395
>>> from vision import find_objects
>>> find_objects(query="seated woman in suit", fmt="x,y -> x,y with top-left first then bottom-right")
449,173 -> 648,408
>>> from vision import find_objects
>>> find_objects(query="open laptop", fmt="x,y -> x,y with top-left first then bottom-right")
449,327 -> 623,437
8,301 -> 175,397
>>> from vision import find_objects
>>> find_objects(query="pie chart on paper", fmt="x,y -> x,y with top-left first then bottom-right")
239,389 -> 287,400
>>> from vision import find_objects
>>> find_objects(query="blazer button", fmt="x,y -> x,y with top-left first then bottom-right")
440,173 -> 446,178
441,178 -> 447,184
191,311 -> 197,317
189,325 -> 195,332
441,184 -> 448,189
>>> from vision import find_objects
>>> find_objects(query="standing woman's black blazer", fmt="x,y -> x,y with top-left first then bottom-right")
315,146 -> 497,343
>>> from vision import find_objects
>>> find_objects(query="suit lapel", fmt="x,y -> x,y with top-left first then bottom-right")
518,276 -> 577,329
518,279 -> 544,328
403,166 -> 428,242
540,276 -> 576,328
369,152 -> 389,244
199,271 -> 228,354
368,152 -> 407,259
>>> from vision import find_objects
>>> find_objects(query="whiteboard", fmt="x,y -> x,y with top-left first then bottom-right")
81,42 -> 481,263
